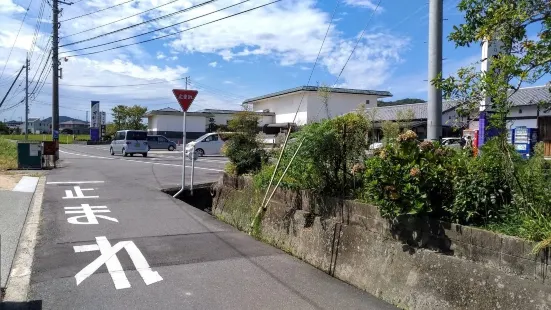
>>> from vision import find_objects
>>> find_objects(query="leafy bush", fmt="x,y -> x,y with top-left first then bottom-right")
448,139 -> 514,225
254,113 -> 369,197
363,130 -> 455,218
223,111 -> 265,175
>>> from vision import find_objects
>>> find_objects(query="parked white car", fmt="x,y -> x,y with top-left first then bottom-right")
185,133 -> 224,156
110,130 -> 149,157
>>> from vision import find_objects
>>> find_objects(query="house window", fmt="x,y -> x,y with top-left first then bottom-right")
366,100 -> 370,105
518,108 -> 522,114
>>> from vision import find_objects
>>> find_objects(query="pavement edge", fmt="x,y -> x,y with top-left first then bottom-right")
3,176 -> 46,302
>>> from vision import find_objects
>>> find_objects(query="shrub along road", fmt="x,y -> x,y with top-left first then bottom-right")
21,144 -> 396,309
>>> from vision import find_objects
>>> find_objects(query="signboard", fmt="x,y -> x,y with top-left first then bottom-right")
29,144 -> 40,156
43,141 -> 56,155
90,128 -> 100,142
101,111 -> 106,125
53,130 -> 59,140
172,89 -> 198,112
91,101 -> 100,128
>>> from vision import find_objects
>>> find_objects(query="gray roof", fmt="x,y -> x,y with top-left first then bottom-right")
509,85 -> 551,106
366,85 -> 550,121
145,108 -> 274,117
60,120 -> 88,125
242,86 -> 392,104
195,109 -> 242,114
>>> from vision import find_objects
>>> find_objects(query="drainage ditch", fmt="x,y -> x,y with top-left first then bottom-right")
162,183 -> 216,213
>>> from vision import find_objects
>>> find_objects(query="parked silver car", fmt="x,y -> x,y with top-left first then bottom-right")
147,135 -> 177,151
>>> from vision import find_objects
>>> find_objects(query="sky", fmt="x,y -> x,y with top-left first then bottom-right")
0,0 -> 546,122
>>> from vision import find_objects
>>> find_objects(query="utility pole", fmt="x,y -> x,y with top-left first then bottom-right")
427,0 -> 443,141
25,54 -> 29,140
185,76 -> 188,90
52,0 -> 60,156
52,0 -> 72,159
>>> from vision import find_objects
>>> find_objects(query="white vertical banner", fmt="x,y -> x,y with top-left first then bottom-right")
101,111 -> 106,125
91,101 -> 100,128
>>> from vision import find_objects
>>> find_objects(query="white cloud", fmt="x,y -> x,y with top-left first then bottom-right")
223,80 -> 233,84
0,0 -> 25,14
343,0 -> 383,11
208,61 -> 217,68
156,52 -> 165,59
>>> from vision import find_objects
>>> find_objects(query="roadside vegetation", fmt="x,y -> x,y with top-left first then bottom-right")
221,0 -> 551,251
0,134 -> 89,144
0,138 -> 17,170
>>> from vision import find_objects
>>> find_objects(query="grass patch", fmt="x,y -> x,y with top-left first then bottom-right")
0,138 -> 17,170
0,134 -> 89,144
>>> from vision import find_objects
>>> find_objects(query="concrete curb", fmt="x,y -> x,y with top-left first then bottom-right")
3,176 -> 46,302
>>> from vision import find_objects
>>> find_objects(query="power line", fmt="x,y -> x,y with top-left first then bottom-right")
60,0 -> 136,22
332,0 -> 382,86
29,0 -> 47,61
62,0 -> 183,39
61,0 -> 221,48
62,0 -> 280,58
0,0 -> 34,81
43,76 -> 187,87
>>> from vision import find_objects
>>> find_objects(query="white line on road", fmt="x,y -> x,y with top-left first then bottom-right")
60,150 -> 224,172
47,181 -> 105,185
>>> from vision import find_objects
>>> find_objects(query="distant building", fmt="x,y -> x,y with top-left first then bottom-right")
19,118 -> 50,134
145,107 -> 274,141
5,120 -> 23,130
59,120 -> 89,134
242,86 -> 393,126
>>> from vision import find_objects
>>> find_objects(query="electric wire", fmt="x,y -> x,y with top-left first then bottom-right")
60,0 -> 136,22
0,0 -> 34,81
61,0 -> 278,58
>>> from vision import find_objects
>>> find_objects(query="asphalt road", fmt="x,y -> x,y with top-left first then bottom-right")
25,144 -> 396,310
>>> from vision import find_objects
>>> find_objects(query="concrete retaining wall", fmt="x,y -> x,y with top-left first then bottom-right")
213,174 -> 551,310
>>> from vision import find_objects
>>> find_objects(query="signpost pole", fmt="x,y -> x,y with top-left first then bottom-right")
171,87 -> 197,198
174,111 -> 187,198
190,145 -> 195,196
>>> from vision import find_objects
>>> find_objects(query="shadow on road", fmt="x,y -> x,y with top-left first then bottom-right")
0,300 -> 42,310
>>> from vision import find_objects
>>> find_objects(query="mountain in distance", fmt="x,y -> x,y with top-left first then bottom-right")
41,116 -> 87,123
377,98 -> 427,107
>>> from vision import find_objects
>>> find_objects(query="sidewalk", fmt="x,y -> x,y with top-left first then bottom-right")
0,175 -> 40,288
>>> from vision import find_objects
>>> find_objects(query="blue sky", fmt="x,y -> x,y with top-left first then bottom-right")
0,0 -> 546,122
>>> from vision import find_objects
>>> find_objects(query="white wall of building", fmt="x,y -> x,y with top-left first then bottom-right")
149,115 -> 206,132
253,93 -> 308,125
306,92 -> 379,123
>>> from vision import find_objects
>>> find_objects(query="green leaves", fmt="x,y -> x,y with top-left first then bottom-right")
110,105 -> 148,132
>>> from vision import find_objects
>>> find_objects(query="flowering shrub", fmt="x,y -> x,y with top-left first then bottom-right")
363,130 -> 455,218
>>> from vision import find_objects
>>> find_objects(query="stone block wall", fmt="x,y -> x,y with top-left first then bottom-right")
214,174 -> 551,310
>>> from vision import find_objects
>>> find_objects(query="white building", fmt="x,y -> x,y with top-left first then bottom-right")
145,108 -> 274,142
242,86 -> 393,125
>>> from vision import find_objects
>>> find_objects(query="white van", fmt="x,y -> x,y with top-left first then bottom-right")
185,133 -> 224,156
110,130 -> 149,157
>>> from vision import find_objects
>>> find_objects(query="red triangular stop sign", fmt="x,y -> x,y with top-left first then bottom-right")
172,89 -> 198,112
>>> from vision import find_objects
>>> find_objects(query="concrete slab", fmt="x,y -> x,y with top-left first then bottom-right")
0,191 -> 33,287
12,176 -> 39,193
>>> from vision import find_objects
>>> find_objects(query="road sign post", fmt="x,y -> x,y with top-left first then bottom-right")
171,89 -> 198,198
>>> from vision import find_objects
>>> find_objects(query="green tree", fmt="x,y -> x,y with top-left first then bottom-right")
381,121 -> 400,145
433,0 -> 551,251
396,108 -> 415,131
0,122 -> 9,135
224,111 -> 265,175
317,83 -> 331,119
110,105 -> 147,131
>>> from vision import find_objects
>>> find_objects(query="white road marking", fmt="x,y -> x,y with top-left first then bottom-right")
63,186 -> 99,199
64,204 -> 118,224
60,150 -> 224,172
12,176 -> 39,192
74,236 -> 162,290
47,181 -> 104,185
73,244 -> 100,252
